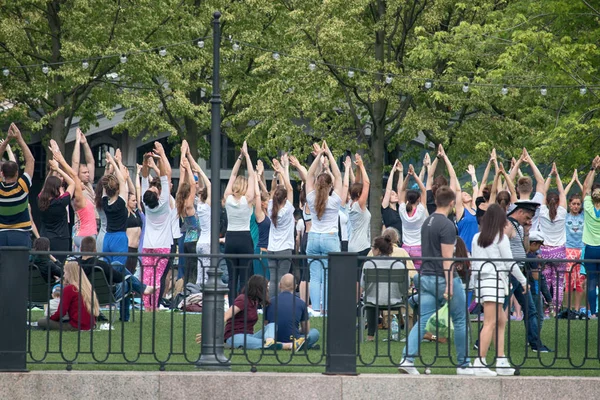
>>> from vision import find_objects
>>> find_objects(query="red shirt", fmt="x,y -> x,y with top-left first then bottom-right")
50,285 -> 95,331
224,294 -> 258,341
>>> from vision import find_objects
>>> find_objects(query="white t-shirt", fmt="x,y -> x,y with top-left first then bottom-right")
539,205 -> 567,246
197,201 -> 211,244
306,190 -> 342,234
141,176 -> 173,249
339,209 -> 349,241
225,195 -> 252,231
267,199 -> 295,251
399,202 -> 427,246
348,201 -> 371,252
170,195 -> 182,240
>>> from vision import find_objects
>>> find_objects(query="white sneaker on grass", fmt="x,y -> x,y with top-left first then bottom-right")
398,359 -> 420,375
473,358 -> 497,377
457,363 -> 475,375
495,357 -> 516,376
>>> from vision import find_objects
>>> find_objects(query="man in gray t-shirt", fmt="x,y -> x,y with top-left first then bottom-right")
400,186 -> 472,375
419,213 -> 457,278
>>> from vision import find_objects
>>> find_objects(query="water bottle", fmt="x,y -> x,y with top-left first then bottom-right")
391,315 -> 399,341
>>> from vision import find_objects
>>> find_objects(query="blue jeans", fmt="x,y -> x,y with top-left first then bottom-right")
402,275 -> 470,367
226,322 -> 275,349
0,230 -> 31,247
584,245 -> 600,315
508,275 -> 541,346
112,262 -> 147,322
306,232 -> 340,312
304,328 -> 320,349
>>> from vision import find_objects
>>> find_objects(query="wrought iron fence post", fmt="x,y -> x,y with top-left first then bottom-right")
325,252 -> 358,375
0,246 -> 30,371
197,10 -> 230,370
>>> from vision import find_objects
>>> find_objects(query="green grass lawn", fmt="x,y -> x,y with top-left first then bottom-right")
26,310 -> 600,376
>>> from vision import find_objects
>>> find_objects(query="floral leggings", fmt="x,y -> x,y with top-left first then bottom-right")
540,245 -> 567,310
141,248 -> 170,311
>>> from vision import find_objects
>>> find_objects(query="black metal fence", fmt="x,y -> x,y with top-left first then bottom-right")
1,247 -> 599,375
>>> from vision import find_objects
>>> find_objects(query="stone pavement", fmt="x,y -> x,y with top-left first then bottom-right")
1,371 -> 598,399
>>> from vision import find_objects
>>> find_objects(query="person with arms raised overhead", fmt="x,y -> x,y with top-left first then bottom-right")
140,142 -> 173,311
0,123 -> 35,247
305,141 -> 343,315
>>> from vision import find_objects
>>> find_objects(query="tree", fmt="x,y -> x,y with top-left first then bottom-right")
223,0 -> 534,238
0,0 -> 197,154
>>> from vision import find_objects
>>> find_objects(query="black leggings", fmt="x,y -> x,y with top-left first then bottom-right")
224,231 -> 254,300
184,241 -> 198,284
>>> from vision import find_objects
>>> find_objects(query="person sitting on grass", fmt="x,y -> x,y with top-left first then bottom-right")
264,273 -> 317,351
222,274 -> 273,349
30,237 -> 63,283
37,262 -> 100,331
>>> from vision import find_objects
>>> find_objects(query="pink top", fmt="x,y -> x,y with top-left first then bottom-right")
74,199 -> 98,237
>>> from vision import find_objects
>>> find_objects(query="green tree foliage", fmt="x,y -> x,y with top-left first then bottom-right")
0,0 -> 201,153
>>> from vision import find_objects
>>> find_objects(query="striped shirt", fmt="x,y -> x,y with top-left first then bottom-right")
508,217 -> 526,264
0,173 -> 32,231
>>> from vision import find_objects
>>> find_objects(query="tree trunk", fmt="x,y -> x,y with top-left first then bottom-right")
369,0 -> 387,241
369,119 -> 385,241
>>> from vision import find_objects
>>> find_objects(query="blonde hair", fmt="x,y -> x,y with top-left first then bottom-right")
232,175 -> 248,197
63,262 -> 100,317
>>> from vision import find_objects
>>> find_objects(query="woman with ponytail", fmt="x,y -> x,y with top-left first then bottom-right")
38,262 -> 100,331
223,141 -> 256,301
267,156 -> 295,295
538,163 -> 568,315
399,164 -> 427,269
306,141 -> 343,315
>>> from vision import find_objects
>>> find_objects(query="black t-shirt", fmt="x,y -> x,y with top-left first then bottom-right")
381,206 -> 403,240
77,256 -> 124,284
426,189 -> 436,215
419,212 -> 457,278
103,196 -> 128,232
40,192 -> 72,239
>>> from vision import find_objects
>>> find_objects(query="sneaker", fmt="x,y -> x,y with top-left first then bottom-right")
531,344 -> 553,353
264,338 -> 283,350
495,358 -> 515,376
293,337 -> 305,352
457,363 -> 475,376
473,358 -> 496,376
309,344 -> 321,351
398,359 -> 420,375
473,339 -> 479,350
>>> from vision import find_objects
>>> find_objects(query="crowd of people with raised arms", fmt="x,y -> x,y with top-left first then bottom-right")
2,123 -> 600,370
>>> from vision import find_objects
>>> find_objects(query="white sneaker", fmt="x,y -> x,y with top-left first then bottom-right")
496,357 -> 516,376
473,358 -> 497,377
398,359 -> 420,375
456,363 -> 475,375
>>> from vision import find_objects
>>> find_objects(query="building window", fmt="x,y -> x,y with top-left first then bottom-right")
93,144 -> 115,169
